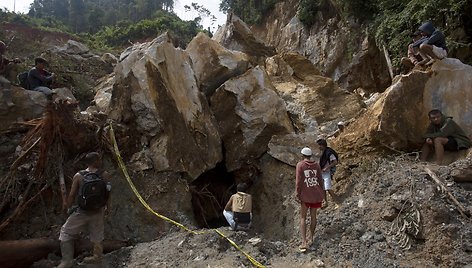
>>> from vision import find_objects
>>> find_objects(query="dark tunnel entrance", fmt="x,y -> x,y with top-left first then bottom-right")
190,162 -> 235,228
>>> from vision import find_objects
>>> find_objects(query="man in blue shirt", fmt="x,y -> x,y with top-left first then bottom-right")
413,22 -> 447,65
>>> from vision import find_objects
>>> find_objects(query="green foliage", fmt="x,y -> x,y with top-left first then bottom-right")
2,0 -> 206,50
373,0 -> 471,67
336,0 -> 378,22
28,0 -> 176,33
0,8 -> 71,32
298,0 -> 324,27
220,0 -> 280,24
89,11 -> 200,49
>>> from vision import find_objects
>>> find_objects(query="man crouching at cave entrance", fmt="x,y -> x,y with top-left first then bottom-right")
58,152 -> 111,268
295,147 -> 324,252
420,109 -> 472,165
223,183 -> 252,231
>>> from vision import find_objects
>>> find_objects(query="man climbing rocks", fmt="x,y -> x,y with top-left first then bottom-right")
401,31 -> 426,71
27,57 -> 55,99
317,139 -> 340,209
58,152 -> 111,268
0,40 -> 20,107
420,109 -> 472,165
413,21 -> 447,65
223,183 -> 252,231
295,147 -> 324,252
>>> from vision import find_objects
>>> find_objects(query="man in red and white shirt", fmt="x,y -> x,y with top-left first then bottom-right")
295,147 -> 324,251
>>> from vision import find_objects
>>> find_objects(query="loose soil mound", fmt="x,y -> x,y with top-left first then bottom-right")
85,155 -> 472,267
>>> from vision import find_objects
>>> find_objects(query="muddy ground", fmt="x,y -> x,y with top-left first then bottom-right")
27,154 -> 472,268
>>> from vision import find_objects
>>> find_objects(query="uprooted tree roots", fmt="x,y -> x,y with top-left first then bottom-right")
0,100 -> 101,233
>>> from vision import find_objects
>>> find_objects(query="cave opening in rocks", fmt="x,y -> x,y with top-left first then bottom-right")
190,162 -> 235,228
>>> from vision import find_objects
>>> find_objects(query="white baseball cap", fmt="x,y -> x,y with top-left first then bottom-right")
301,147 -> 312,156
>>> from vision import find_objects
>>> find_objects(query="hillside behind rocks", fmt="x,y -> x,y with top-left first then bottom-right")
0,9 -> 472,268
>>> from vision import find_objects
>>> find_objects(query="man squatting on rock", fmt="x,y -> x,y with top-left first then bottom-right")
223,183 -> 252,230
420,109 -> 472,165
296,147 -> 325,251
58,152 -> 111,268
412,21 -> 448,65
0,40 -> 20,107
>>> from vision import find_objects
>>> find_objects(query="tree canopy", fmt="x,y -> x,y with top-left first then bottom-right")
28,0 -> 176,33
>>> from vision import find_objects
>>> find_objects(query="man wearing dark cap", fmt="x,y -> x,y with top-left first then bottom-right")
27,57 -> 55,98
401,31 -> 427,71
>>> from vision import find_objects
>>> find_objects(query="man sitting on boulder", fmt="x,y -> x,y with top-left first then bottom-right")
27,57 -> 55,99
0,40 -> 20,107
413,21 -> 447,66
420,109 -> 472,165
401,31 -> 427,71
223,183 -> 252,231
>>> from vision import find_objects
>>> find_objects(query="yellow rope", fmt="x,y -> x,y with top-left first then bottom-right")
109,124 -> 266,268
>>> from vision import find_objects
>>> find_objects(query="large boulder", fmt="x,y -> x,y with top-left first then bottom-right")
54,40 -> 90,55
210,66 -> 294,171
186,32 -> 251,96
0,86 -> 76,132
0,87 -> 47,131
423,58 -> 472,136
213,13 -> 276,64
334,71 -> 430,155
266,52 -> 321,81
267,133 -> 320,167
93,74 -> 114,113
335,59 -> 472,155
266,53 -> 365,133
41,43 -> 114,104
107,32 -> 222,179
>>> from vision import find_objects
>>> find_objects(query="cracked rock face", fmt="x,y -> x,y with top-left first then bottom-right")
210,66 -> 294,172
186,32 -> 251,97
251,0 -> 391,93
335,58 -> 472,154
107,32 -> 222,179
213,13 -> 276,64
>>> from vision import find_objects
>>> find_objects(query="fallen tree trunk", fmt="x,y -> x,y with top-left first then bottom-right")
0,238 -> 129,268
424,167 -> 471,218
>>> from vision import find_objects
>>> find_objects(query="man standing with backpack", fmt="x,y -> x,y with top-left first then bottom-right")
317,139 -> 340,209
58,152 -> 111,268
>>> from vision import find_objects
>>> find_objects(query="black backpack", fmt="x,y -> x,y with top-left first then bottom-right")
17,71 -> 29,89
78,170 -> 109,211
328,147 -> 339,163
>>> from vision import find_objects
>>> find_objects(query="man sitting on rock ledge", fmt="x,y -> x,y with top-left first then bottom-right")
420,109 -> 472,165
27,57 -> 55,99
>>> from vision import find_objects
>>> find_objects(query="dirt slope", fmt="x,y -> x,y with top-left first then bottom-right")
42,155 -> 471,268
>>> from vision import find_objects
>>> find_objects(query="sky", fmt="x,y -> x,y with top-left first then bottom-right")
1,0 -> 227,32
